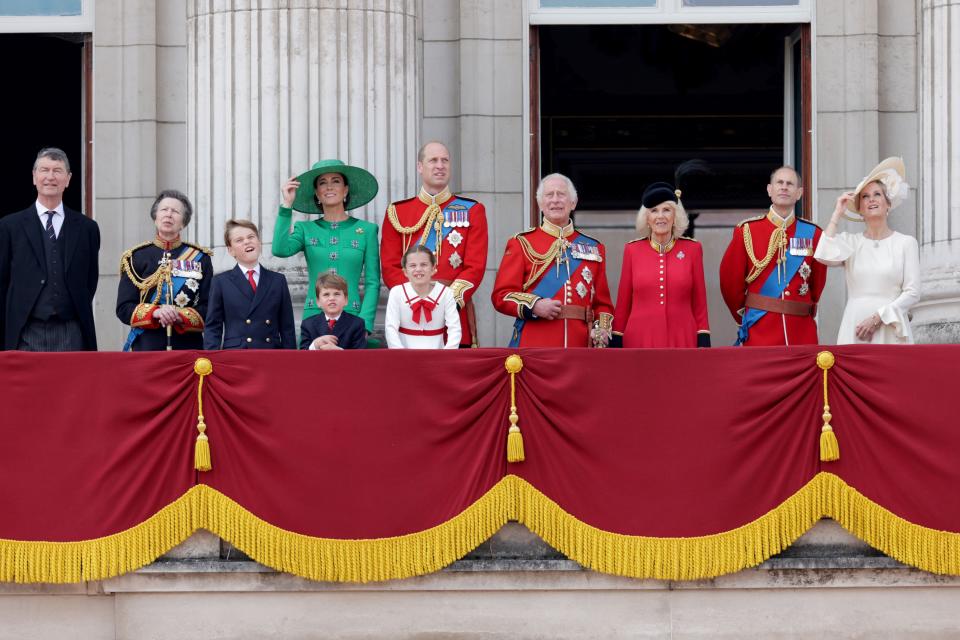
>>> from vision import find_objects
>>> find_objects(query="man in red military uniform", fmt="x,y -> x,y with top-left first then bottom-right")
381,141 -> 487,347
492,173 -> 614,348
719,166 -> 827,346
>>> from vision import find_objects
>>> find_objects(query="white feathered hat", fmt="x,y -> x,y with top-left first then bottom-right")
846,156 -> 909,218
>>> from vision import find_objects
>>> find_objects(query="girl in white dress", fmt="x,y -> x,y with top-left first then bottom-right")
385,245 -> 462,349
815,157 -> 921,344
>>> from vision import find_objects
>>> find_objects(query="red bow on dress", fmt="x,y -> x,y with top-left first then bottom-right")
410,298 -> 437,324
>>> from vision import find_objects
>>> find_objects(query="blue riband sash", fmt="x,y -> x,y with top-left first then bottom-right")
735,220 -> 815,346
509,235 -> 596,348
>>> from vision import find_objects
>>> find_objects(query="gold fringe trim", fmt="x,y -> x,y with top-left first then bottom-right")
0,486 -> 201,584
4,474 -> 960,584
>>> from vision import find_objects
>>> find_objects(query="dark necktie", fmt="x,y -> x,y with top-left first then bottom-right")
328,318 -> 336,330
45,211 -> 56,241
247,269 -> 257,293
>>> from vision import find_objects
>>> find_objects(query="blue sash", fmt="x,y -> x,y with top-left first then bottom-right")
509,235 -> 597,348
735,220 -> 815,346
123,245 -> 201,351
422,198 -> 475,253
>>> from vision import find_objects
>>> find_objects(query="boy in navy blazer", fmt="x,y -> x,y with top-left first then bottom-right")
300,273 -> 367,350
204,219 -> 296,349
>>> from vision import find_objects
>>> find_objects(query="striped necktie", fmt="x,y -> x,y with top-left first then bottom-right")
45,211 -> 56,241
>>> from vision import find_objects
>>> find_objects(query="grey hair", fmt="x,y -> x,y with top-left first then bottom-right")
150,189 -> 194,227
33,147 -> 71,174
536,173 -> 578,204
635,200 -> 690,239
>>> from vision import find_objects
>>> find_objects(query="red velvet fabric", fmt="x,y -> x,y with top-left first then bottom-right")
1,346 -> 958,543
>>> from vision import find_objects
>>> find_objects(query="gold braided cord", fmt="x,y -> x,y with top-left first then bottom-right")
120,248 -> 174,306
516,234 -> 568,291
742,223 -> 787,285
5,473 -> 960,583
386,187 -> 453,257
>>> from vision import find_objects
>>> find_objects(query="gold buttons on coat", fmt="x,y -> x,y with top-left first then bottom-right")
246,337 -> 253,343
265,319 -> 271,325
245,319 -> 252,324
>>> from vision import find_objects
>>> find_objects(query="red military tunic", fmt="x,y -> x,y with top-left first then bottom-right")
719,209 -> 827,346
492,220 -> 614,348
381,187 -> 487,346
613,237 -> 710,348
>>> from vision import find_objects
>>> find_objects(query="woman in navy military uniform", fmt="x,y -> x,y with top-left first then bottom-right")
117,190 -> 213,351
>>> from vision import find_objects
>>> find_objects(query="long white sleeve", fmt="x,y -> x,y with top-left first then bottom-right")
877,234 -> 921,339
814,231 -> 856,267
384,285 -> 404,349
441,288 -> 462,349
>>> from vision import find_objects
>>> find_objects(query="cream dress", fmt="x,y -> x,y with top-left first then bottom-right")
385,282 -> 462,349
814,231 -> 921,344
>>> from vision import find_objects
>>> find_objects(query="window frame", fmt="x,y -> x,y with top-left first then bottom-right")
0,0 -> 91,32
529,0 -> 811,25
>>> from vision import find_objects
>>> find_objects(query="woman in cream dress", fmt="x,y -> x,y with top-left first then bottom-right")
815,157 -> 921,344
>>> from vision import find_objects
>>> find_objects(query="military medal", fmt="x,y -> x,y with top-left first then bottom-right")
581,265 -> 593,284
790,237 -> 813,256
798,261 -> 812,296
174,292 -> 190,308
447,229 -> 463,248
449,250 -> 463,268
576,282 -> 587,299
185,278 -> 199,292
677,251 -> 685,260
571,243 -> 602,262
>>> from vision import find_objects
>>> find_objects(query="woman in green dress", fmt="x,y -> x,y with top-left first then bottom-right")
273,159 -> 381,334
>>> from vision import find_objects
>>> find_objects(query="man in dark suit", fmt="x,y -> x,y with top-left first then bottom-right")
299,273 -> 367,350
204,219 -> 296,350
0,148 -> 100,351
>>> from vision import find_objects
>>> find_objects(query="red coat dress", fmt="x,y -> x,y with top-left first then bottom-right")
718,209 -> 827,346
492,221 -> 614,348
612,237 -> 710,348
381,187 -> 487,346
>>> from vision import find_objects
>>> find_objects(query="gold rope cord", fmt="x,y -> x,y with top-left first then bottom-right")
743,223 -> 787,285
516,235 -> 568,291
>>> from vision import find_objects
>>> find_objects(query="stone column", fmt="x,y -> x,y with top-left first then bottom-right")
916,0 -> 960,342
187,0 -> 419,311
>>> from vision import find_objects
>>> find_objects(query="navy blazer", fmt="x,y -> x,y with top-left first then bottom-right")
0,205 -> 100,350
300,311 -> 367,350
203,265 -> 296,350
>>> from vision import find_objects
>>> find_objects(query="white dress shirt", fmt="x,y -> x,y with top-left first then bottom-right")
35,201 -> 65,238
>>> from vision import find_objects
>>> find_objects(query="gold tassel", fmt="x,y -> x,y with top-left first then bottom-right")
193,357 -> 214,471
504,354 -> 525,463
816,351 -> 839,462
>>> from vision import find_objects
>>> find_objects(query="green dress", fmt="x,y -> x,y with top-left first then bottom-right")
272,206 -> 381,332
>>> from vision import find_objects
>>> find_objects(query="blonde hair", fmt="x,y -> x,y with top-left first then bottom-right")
635,200 -> 689,239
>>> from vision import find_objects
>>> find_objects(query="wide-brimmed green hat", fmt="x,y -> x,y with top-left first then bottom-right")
293,159 -> 379,214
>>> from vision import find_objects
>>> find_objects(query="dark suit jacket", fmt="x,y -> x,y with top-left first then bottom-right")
300,311 -> 367,350
0,205 -> 100,350
204,265 -> 296,350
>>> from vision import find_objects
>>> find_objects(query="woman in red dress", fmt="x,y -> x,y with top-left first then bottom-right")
612,182 -> 710,348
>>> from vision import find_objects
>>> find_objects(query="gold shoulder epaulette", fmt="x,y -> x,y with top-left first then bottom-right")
512,227 -> 537,240
736,214 -> 766,228
118,241 -> 153,270
576,230 -> 601,243
185,241 -> 214,257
